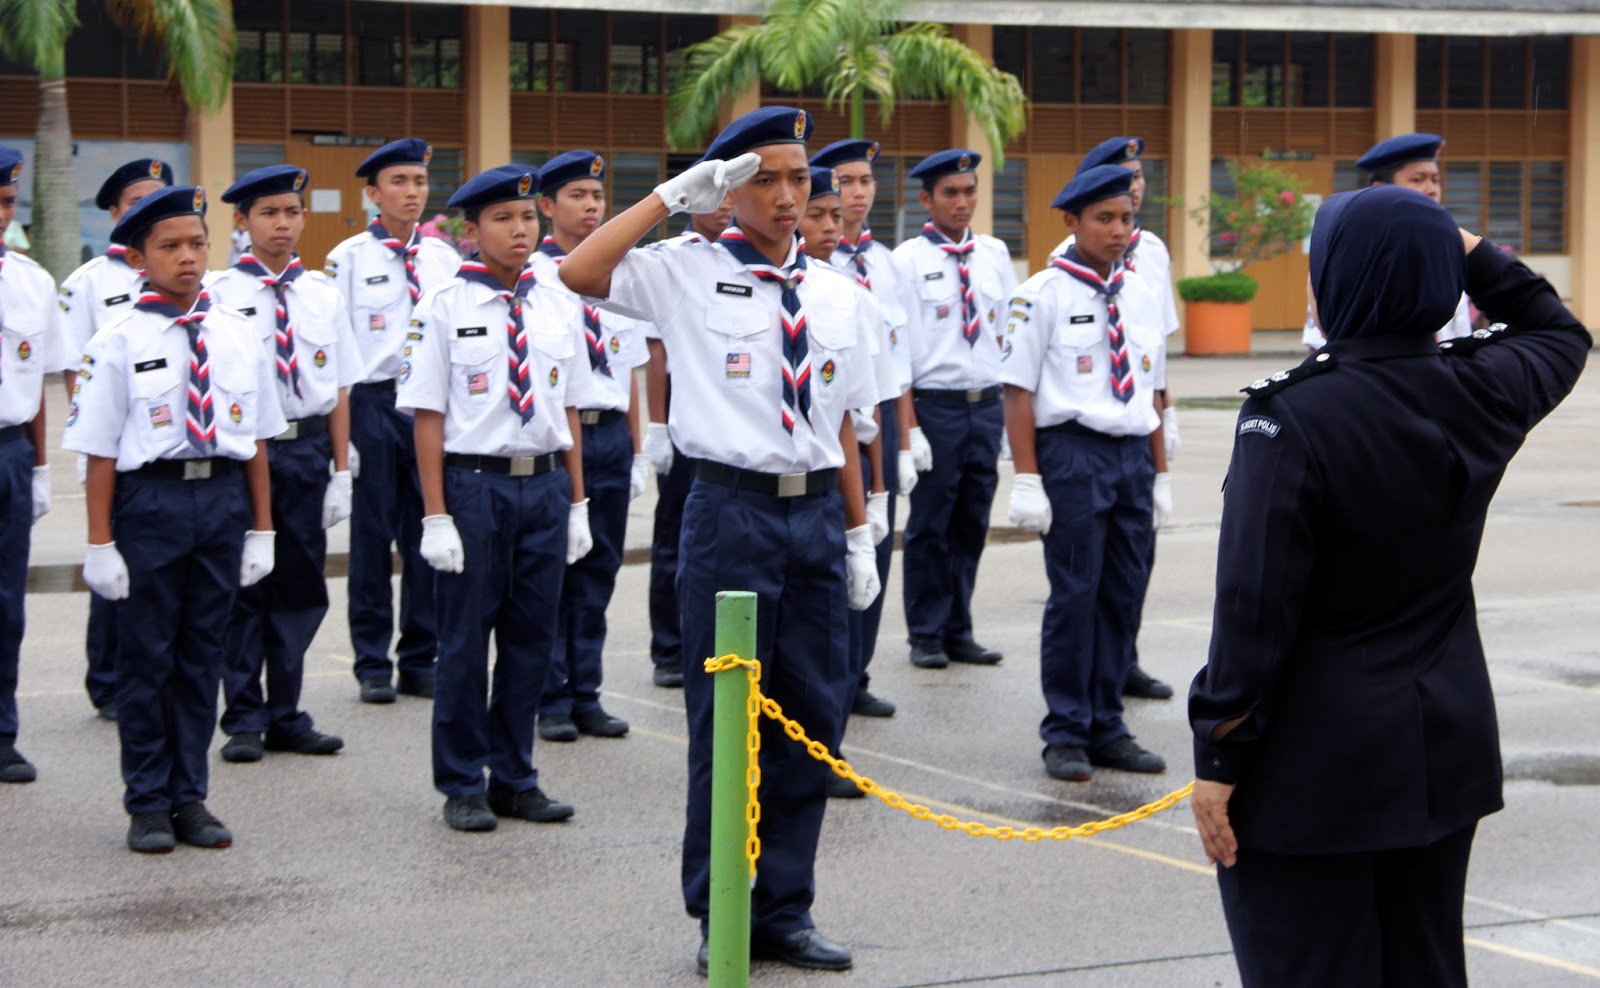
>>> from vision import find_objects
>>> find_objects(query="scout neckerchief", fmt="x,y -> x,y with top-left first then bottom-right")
457,260 -> 538,424
234,252 -> 306,399
1123,225 -> 1142,273
538,236 -> 611,378
135,288 -> 218,449
106,244 -> 135,269
920,222 -> 978,346
835,227 -> 873,289
718,226 -> 811,434
368,219 -> 422,306
1053,246 -> 1133,404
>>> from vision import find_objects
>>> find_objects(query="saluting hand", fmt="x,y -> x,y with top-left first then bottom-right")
654,153 -> 761,216
1191,779 -> 1239,868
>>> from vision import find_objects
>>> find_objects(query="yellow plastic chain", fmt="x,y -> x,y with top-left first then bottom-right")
703,654 -> 1194,875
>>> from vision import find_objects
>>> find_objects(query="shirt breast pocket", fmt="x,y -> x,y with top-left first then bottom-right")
706,301 -> 767,390
449,336 -> 500,403
354,277 -> 404,330
1055,322 -> 1105,395
128,356 -> 181,439
0,297 -> 50,381
295,316 -> 340,382
212,352 -> 259,436
918,275 -> 957,312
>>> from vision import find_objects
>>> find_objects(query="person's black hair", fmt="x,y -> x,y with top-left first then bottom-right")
238,191 -> 306,217
923,173 -> 982,195
1368,165 -> 1399,186
462,206 -> 482,224
129,217 -> 208,254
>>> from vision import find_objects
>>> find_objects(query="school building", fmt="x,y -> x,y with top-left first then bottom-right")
3,0 -> 1597,329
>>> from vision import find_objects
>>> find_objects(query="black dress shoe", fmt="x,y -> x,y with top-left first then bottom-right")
653,665 -> 684,688
1124,664 -> 1175,700
359,678 -> 396,704
443,794 -> 498,832
1043,744 -> 1092,782
0,743 -> 37,783
573,707 -> 629,738
851,688 -> 896,717
1088,737 -> 1167,774
945,640 -> 1003,665
171,802 -> 233,848
752,927 -> 853,971
220,732 -> 264,763
96,703 -> 118,722
396,672 -> 435,698
826,773 -> 865,799
487,784 -> 574,823
126,812 -> 175,854
908,642 -> 948,669
538,714 -> 579,742
264,728 -> 344,755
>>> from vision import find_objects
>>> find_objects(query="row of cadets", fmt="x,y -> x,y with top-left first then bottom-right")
1050,136 -> 1180,701
809,139 -> 921,723
1302,132 -> 1475,352
1000,165 -> 1171,783
60,158 -> 176,723
0,148 -> 71,784
796,164 -> 903,801
397,164 -> 592,833
325,138 -> 459,705
207,165 -> 359,764
559,106 -> 882,974
529,150 -> 650,743
894,148 -> 1017,671
640,195 -> 735,690
65,186 -> 288,853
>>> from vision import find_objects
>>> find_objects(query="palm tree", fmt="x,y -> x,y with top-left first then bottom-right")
0,0 -> 234,281
666,0 -> 1027,166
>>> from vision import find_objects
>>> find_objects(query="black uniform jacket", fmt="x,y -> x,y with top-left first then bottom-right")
1189,242 -> 1591,856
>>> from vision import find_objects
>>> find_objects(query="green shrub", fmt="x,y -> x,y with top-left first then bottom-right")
1177,272 -> 1260,304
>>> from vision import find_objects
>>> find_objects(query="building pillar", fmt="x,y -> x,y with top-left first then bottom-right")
1168,28 -> 1213,282
1374,34 -> 1417,138
1570,36 -> 1600,327
465,6 -> 511,176
717,16 -> 761,127
188,89 -> 235,270
948,24 -> 996,238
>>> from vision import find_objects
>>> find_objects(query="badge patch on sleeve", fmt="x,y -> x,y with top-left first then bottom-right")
726,352 -> 751,379
1238,416 -> 1281,439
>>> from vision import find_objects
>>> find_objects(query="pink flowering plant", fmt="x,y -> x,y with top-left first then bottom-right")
1178,160 -> 1317,303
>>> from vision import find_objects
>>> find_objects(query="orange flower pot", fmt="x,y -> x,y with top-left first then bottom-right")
1183,301 -> 1253,356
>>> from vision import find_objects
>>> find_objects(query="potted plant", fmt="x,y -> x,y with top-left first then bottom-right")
1178,160 -> 1316,355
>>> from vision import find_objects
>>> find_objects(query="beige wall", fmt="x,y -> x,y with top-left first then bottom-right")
465,7 -> 512,176
188,92 -> 236,270
1167,29 -> 1212,283
948,24 -> 996,239
1571,36 -> 1600,326
1374,34 -> 1418,138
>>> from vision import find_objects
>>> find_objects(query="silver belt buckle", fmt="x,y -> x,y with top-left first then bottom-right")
182,460 -> 213,481
965,388 -> 984,403
275,421 -> 301,441
776,472 -> 808,497
579,410 -> 601,425
509,456 -> 536,477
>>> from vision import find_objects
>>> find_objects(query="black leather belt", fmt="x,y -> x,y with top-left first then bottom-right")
696,461 -> 839,498
0,423 -> 30,444
133,458 -> 241,481
445,452 -> 561,476
1039,420 -> 1105,438
913,386 -> 1000,405
356,379 -> 396,393
272,415 -> 329,441
578,409 -> 625,427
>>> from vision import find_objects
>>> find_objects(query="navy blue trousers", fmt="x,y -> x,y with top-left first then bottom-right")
649,445 -> 694,672
847,396 -> 898,694
349,382 -> 435,683
112,467 -> 249,813
901,395 -> 1002,647
1036,428 -> 1153,749
220,434 -> 330,738
678,477 -> 850,936
0,432 -> 32,742
544,415 -> 631,717
432,466 -> 567,797
85,594 -> 118,709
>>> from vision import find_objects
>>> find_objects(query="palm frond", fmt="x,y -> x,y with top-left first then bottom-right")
885,24 -> 1029,167
760,0 -> 885,92
823,40 -> 897,122
0,0 -> 77,75
665,25 -> 764,150
106,0 -> 234,111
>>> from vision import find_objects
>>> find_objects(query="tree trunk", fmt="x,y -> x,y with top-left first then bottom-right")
850,89 -> 865,140
32,68 -> 80,282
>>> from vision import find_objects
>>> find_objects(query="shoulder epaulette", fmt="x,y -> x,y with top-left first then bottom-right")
1241,350 -> 1336,397
1439,322 -> 1509,355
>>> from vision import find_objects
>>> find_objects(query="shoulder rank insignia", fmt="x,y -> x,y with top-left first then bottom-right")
1439,322 -> 1509,355
1241,350 -> 1336,398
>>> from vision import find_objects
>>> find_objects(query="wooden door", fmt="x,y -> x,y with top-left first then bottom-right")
1246,157 -> 1331,331
1023,153 -> 1077,276
288,141 -> 377,270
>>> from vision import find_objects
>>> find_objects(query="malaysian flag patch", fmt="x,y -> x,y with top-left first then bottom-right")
149,403 -> 173,427
1076,355 -> 1094,375
726,352 -> 751,379
467,371 -> 489,395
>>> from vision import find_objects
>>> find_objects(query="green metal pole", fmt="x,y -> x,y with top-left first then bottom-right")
708,590 -> 755,987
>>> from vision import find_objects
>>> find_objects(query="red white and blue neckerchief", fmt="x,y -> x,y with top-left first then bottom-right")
136,288 -> 217,450
1123,226 -> 1142,273
680,227 -> 705,244
538,236 -> 611,378
368,219 -> 422,306
106,244 -> 135,269
234,252 -> 306,399
457,260 -> 539,424
1053,246 -> 1133,404
835,227 -> 874,289
718,226 -> 811,433
921,222 -> 978,346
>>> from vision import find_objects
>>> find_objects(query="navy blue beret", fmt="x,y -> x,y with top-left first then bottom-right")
538,150 -> 605,195
1076,136 -> 1144,175
0,146 -> 21,188
356,138 -> 433,180
95,158 -> 175,211
808,167 -> 839,201
703,106 -> 813,162
1357,133 -> 1444,173
447,165 -> 539,212
1051,164 -> 1135,213
221,164 -> 310,205
809,139 -> 880,169
109,185 -> 207,246
909,148 -> 981,186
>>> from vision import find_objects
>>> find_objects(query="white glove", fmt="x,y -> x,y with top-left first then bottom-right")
897,449 -> 918,497
866,491 -> 890,545
1008,473 -> 1052,534
643,422 -> 674,476
908,426 -> 933,473
629,453 -> 650,501
83,542 -> 130,600
31,465 -> 50,522
567,499 -> 594,565
654,153 -> 761,216
1153,472 -> 1174,530
347,441 -> 361,479
421,514 -> 465,573
322,470 -> 353,528
845,524 -> 881,611
1162,406 -> 1181,462
75,453 -> 87,488
240,530 -> 276,587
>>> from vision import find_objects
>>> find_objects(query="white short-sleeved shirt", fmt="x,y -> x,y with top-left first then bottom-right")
324,227 -> 459,384
892,229 -> 1017,390
998,264 -> 1167,438
531,248 -> 648,413
589,235 -> 879,474
809,262 -> 899,408
59,252 -> 144,360
1,250 -> 70,426
830,235 -> 916,394
1303,291 -> 1474,350
204,263 -> 364,421
1055,228 -> 1180,340
639,230 -> 713,344
65,299 -> 289,469
396,273 -> 586,458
